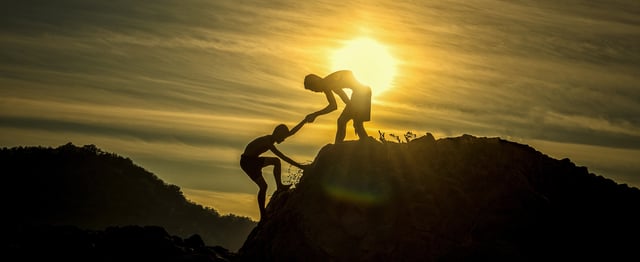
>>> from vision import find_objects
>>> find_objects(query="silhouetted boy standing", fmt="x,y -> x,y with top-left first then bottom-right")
303,70 -> 372,143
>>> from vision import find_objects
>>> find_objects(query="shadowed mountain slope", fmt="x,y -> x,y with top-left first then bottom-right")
7,225 -> 237,261
1,143 -> 255,251
238,134 -> 640,261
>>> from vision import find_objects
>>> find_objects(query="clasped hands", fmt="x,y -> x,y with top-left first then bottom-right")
305,113 -> 318,123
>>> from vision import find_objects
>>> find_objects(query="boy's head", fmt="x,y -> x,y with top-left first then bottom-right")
272,124 -> 290,143
304,74 -> 323,92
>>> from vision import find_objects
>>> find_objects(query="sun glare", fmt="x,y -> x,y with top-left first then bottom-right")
331,37 -> 397,97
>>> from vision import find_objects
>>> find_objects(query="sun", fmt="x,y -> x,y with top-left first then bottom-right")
331,37 -> 397,97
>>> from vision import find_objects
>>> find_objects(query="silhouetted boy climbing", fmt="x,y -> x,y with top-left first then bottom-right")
240,120 -> 307,220
303,70 -> 372,143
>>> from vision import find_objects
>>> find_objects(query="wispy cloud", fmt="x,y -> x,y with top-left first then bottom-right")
1,0 -> 639,217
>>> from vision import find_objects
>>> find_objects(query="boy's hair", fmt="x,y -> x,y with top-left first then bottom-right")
272,124 -> 290,139
304,74 -> 323,92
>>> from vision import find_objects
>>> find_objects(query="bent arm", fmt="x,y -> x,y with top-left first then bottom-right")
270,145 -> 303,169
311,90 -> 338,116
334,88 -> 351,105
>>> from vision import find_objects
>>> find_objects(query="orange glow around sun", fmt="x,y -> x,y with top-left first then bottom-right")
331,37 -> 397,97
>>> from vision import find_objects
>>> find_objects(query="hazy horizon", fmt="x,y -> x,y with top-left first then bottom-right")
1,0 -> 639,220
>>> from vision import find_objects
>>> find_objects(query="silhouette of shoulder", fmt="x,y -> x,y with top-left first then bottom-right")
322,70 -> 364,91
326,70 -> 351,77
243,135 -> 275,157
323,70 -> 351,83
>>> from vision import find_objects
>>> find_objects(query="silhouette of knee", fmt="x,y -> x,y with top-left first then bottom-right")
257,179 -> 268,192
337,116 -> 348,126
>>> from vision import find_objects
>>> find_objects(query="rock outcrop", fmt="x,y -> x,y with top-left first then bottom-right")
6,225 -> 235,261
238,135 -> 640,261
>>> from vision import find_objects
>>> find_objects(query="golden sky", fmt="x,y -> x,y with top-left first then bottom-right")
1,0 -> 639,220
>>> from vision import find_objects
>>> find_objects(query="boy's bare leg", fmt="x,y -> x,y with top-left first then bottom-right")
354,120 -> 368,140
335,112 -> 349,143
264,157 -> 290,191
255,176 -> 268,220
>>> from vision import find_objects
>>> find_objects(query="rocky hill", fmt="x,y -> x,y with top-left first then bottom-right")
238,134 -> 640,261
1,143 -> 255,251
4,136 -> 639,261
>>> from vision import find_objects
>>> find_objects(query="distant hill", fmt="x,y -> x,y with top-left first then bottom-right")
239,134 -> 640,261
1,143 -> 255,251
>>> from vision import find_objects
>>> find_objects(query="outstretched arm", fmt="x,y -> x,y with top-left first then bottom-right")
306,90 -> 337,122
288,118 -> 307,137
269,145 -> 304,169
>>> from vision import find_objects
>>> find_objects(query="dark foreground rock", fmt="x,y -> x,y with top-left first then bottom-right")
6,225 -> 235,261
238,135 -> 640,261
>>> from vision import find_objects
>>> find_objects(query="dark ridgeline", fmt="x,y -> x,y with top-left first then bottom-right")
238,134 -> 640,262
1,143 -> 255,253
